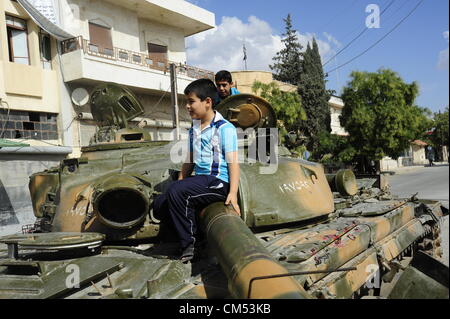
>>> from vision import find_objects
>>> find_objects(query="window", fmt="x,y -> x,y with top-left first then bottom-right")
40,31 -> 52,69
1,110 -> 58,140
88,22 -> 113,56
148,43 -> 167,70
6,15 -> 30,65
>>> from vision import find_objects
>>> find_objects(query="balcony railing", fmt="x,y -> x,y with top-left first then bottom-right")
61,36 -> 214,80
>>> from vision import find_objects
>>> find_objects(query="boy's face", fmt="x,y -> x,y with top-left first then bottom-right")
216,80 -> 233,99
185,92 -> 213,120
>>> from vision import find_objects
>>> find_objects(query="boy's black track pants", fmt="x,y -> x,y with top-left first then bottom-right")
154,175 -> 229,250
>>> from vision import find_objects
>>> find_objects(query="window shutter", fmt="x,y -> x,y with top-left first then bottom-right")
89,22 -> 113,54
147,43 -> 167,70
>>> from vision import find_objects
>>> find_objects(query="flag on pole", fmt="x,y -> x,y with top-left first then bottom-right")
243,44 -> 247,70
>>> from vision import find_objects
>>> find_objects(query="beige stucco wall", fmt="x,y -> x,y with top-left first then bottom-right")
3,62 -> 43,97
1,0 -> 61,140
232,71 -> 279,94
412,144 -> 427,165
442,146 -> 448,161
138,18 -> 187,63
61,0 -> 188,63
64,0 -> 141,51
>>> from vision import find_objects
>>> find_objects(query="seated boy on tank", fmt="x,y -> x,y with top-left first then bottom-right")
157,78 -> 240,262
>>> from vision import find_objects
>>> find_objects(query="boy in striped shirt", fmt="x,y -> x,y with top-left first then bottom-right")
165,78 -> 240,262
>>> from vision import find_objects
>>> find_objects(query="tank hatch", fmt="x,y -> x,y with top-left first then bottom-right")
90,83 -> 144,129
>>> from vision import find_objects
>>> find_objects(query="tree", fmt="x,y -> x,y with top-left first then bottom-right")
340,68 -> 430,170
298,38 -> 331,155
270,14 -> 303,85
315,131 -> 356,166
428,107 -> 449,160
252,80 -> 306,155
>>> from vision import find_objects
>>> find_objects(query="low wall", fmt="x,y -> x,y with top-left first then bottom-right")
380,156 -> 413,171
0,149 -> 69,235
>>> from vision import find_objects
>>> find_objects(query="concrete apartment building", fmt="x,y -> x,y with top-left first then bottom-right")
328,95 -> 348,136
56,0 -> 215,156
0,0 -> 215,234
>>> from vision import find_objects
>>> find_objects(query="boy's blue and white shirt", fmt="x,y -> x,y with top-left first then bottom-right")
188,111 -> 238,183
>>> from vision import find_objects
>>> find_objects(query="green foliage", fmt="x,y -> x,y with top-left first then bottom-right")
270,15 -> 331,156
429,107 -> 449,149
340,68 -> 430,161
270,14 -> 303,85
298,39 -> 331,154
252,80 -> 306,155
252,81 -> 306,127
315,131 -> 356,165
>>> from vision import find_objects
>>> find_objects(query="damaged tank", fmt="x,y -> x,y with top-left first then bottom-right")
0,83 -> 447,299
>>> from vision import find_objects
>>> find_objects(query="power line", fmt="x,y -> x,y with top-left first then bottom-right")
325,0 -> 425,76
322,0 -> 396,67
382,0 -> 411,23
320,0 -> 359,33
332,0 -> 391,45
341,0 -> 410,43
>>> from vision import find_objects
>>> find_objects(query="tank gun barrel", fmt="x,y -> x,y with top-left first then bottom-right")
92,174 -> 151,229
200,202 -> 311,299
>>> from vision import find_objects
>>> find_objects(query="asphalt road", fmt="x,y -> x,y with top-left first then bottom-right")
388,164 -> 449,202
387,164 -> 449,266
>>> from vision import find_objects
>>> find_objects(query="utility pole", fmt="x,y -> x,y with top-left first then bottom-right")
169,63 -> 180,140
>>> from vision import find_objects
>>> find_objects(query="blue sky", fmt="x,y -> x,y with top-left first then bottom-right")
186,0 -> 449,113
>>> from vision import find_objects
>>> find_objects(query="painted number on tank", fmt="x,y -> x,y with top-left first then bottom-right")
278,180 -> 310,194
67,205 -> 87,216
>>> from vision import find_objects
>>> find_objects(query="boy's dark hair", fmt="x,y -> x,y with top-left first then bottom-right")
184,78 -> 220,107
215,70 -> 233,84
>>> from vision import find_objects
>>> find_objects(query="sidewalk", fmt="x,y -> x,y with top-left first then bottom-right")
383,162 -> 449,175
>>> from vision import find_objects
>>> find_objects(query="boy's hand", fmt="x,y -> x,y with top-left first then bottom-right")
225,193 -> 241,216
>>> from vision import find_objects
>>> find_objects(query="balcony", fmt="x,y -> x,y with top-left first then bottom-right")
60,36 -> 214,94
102,0 -> 215,37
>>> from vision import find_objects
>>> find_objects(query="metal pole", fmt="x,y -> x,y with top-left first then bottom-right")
169,63 -> 180,140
